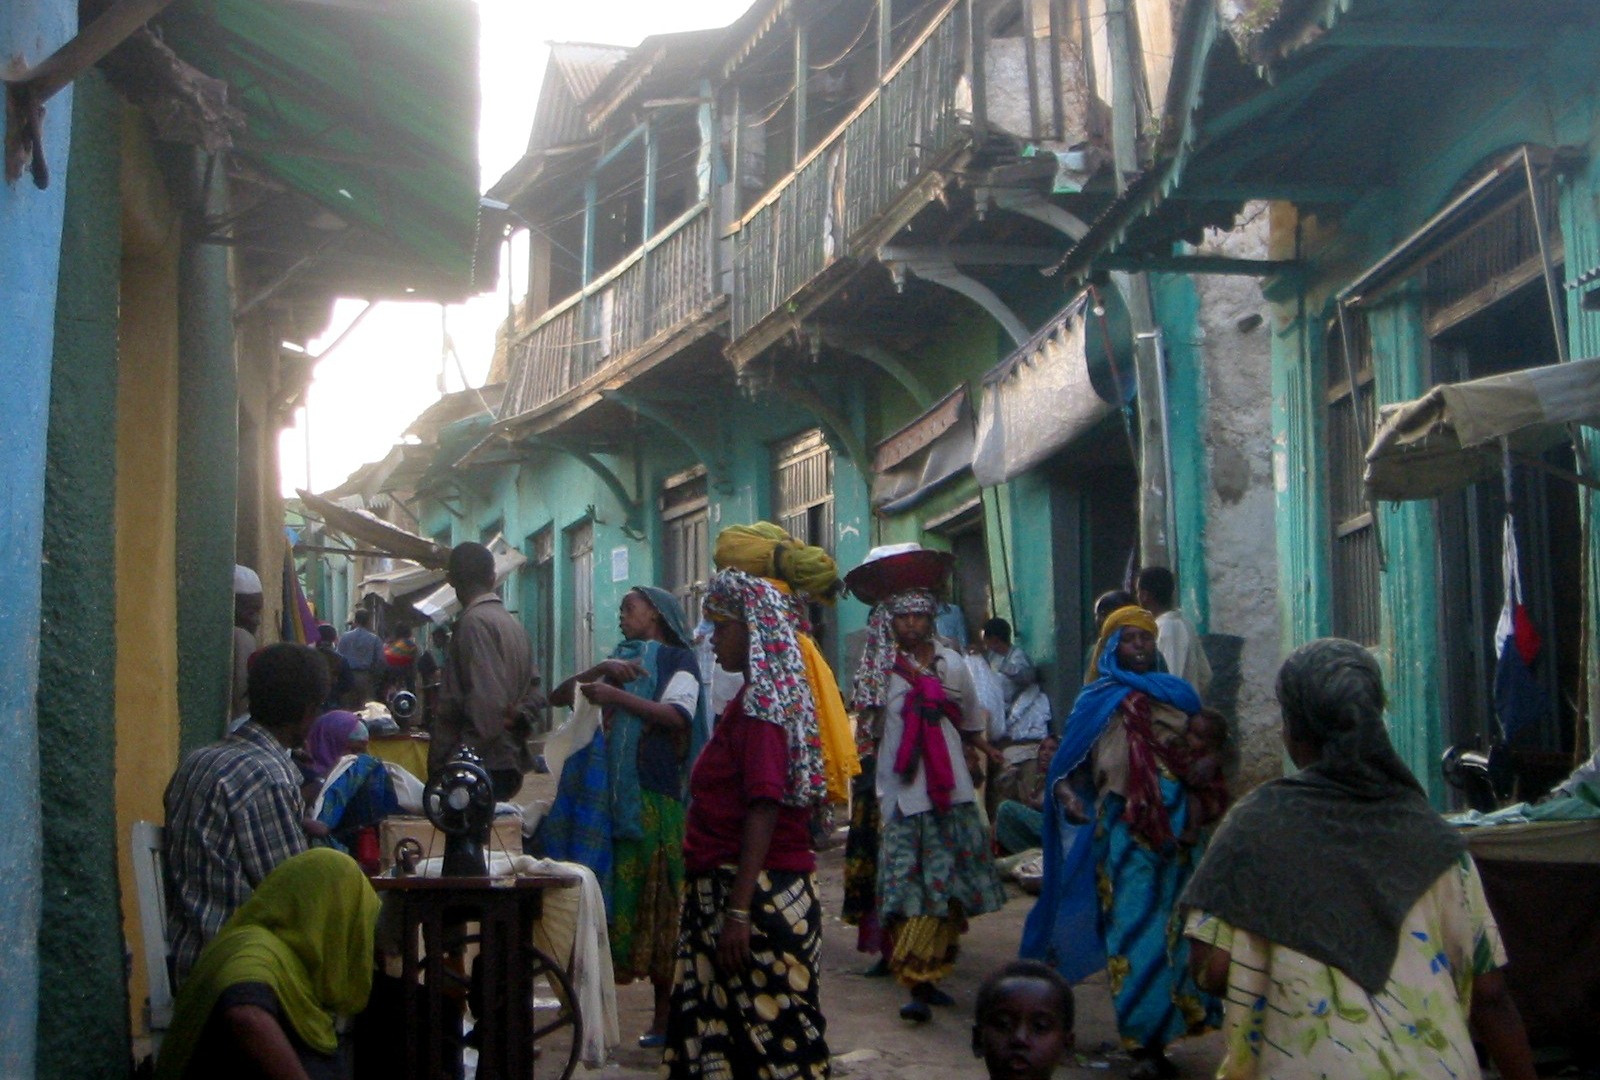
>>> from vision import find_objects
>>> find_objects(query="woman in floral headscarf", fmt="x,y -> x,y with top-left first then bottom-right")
713,522 -> 858,806
856,584 -> 1006,1024
1021,606 -> 1218,1080
660,568 -> 829,1080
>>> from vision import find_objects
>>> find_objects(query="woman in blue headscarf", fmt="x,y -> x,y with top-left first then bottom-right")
542,585 -> 710,1047
1020,606 -> 1218,1080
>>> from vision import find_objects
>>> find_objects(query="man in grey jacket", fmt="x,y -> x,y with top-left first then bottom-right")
429,541 -> 542,799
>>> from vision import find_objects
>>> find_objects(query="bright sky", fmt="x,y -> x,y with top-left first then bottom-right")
278,0 -> 751,498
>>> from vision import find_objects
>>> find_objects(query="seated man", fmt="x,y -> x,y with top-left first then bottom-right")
164,643 -> 329,986
994,734 -> 1059,855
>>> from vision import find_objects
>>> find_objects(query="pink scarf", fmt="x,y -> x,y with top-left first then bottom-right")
891,655 -> 962,812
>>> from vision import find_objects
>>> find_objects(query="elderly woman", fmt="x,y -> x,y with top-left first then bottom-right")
541,585 -> 708,1047
1182,639 -> 1536,1080
851,575 -> 1006,1024
659,568 -> 830,1080
1021,606 -> 1216,1080
155,848 -> 379,1080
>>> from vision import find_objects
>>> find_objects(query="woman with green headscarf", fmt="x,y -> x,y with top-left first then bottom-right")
543,585 -> 710,1048
155,848 -> 379,1080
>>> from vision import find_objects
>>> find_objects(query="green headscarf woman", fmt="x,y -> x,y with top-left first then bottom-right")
156,848 -> 379,1079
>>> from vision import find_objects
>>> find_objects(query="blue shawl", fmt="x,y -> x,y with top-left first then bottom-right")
1019,627 -> 1202,981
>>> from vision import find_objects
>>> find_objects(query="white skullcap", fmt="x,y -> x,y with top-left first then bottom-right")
233,565 -> 262,595
348,720 -> 370,744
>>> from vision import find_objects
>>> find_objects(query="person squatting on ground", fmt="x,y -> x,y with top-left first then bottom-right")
1181,638 -> 1536,1080
849,561 -> 1005,1024
972,960 -> 1076,1080
660,567 -> 831,1080
1021,606 -> 1219,1080
541,585 -> 709,1047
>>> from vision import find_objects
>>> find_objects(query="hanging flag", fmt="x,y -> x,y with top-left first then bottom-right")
1493,514 -> 1548,745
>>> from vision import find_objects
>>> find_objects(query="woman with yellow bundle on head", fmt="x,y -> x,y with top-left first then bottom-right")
712,522 -> 859,808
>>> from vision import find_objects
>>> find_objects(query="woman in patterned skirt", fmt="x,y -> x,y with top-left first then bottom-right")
847,558 -> 1006,1024
660,568 -> 831,1080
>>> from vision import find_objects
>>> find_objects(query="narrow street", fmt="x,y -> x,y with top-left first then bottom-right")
588,834 -> 1222,1079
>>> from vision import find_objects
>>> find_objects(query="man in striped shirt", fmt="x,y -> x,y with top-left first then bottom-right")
162,643 -> 329,985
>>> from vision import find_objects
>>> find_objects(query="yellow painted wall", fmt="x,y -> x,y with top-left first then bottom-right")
114,109 -> 182,1038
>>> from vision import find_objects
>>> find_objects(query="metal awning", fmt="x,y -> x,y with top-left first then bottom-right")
411,535 -> 526,623
872,387 -> 975,512
1364,356 -> 1600,501
359,562 -> 447,603
160,0 -> 482,300
298,490 -> 450,568
972,297 -> 1118,486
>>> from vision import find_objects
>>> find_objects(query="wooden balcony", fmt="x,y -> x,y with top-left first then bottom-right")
500,202 -> 719,421
729,0 -> 971,348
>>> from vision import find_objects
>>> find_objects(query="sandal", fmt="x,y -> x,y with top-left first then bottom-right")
899,1000 -> 932,1024
638,1032 -> 666,1049
911,983 -> 955,1007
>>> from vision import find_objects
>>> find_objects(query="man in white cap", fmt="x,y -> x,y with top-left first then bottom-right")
232,564 -> 264,724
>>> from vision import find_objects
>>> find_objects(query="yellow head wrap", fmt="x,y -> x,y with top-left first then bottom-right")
713,522 -> 841,604
1086,605 -> 1159,684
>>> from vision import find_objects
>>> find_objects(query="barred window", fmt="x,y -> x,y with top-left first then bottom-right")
772,429 -> 834,553
660,468 -> 710,624
1325,320 -> 1380,646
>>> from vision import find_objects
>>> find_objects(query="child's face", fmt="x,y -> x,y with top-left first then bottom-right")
972,978 -> 1073,1080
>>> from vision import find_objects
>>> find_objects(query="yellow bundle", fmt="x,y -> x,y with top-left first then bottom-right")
714,522 -> 841,604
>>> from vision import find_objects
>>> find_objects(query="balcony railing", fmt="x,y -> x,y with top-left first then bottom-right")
729,0 -> 970,341
501,201 -> 717,420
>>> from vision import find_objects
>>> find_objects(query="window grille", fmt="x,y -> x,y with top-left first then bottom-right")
1325,320 -> 1380,646
772,429 -> 834,552
660,469 -> 710,623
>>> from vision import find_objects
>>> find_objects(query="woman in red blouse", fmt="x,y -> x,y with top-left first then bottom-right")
659,568 -> 831,1079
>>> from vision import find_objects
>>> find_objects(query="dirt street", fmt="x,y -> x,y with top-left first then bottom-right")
578,832 -> 1222,1079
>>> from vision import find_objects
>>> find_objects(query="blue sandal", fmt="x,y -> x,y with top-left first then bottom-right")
638,1032 -> 667,1049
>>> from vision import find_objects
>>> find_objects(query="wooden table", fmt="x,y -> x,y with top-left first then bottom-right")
372,874 -> 581,1080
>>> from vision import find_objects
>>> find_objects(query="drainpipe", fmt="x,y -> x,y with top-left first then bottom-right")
1104,0 -> 1172,570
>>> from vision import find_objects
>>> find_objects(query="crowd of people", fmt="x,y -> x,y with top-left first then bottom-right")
162,531 -> 1542,1080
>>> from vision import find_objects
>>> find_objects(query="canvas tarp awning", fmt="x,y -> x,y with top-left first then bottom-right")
359,562 -> 447,603
298,489 -> 450,568
412,535 -> 526,623
972,298 -> 1116,486
1364,356 -> 1600,501
872,387 -> 975,511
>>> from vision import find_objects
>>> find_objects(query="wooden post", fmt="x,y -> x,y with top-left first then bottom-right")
878,0 -> 893,77
794,14 -> 809,166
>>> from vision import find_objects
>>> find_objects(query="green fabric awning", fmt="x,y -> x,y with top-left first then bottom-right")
164,0 -> 481,300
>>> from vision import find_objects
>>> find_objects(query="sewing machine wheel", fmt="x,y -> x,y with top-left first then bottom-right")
528,944 -> 583,1080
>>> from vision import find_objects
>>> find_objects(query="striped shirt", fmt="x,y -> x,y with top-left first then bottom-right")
163,721 -> 307,985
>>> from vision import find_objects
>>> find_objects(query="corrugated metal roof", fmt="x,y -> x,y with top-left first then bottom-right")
528,43 -> 630,152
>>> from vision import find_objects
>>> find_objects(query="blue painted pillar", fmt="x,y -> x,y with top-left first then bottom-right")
0,3 -> 78,1073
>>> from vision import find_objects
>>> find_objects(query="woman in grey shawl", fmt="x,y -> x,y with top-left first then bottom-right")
1180,638 -> 1534,1080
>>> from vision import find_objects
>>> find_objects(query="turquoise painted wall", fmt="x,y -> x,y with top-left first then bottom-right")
1153,272 -> 1212,628
36,70 -> 127,1078
1266,25 -> 1600,799
0,6 -> 76,1070
415,389 -> 872,684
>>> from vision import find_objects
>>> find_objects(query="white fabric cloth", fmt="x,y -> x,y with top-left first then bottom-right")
965,653 -> 1009,741
1005,684 -> 1052,743
877,642 -> 982,817
1155,609 -> 1212,697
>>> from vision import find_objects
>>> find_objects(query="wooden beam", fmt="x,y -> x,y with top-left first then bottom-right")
1096,253 -> 1298,276
1323,24 -> 1544,50
794,14 -> 809,165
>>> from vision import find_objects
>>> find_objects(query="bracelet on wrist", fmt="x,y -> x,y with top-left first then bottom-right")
724,908 -> 750,922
